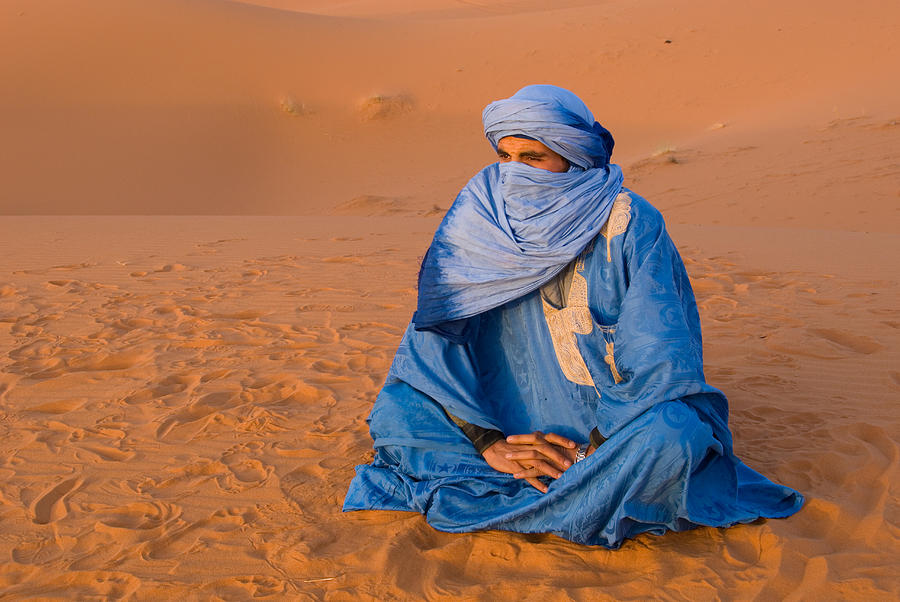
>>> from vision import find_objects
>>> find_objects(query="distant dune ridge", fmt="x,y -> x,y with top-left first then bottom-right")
1,0 -> 897,218
0,0 -> 899,599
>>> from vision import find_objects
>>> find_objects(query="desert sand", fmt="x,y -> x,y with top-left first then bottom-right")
1,0 -> 898,599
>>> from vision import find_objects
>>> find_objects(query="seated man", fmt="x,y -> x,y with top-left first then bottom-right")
343,85 -> 802,548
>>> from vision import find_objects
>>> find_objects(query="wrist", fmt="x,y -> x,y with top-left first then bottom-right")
574,442 -> 590,463
475,430 -> 506,455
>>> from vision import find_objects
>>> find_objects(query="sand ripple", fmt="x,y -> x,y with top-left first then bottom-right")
0,220 -> 896,598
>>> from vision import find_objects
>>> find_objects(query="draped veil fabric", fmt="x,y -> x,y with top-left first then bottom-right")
345,85 -> 803,547
413,85 -> 624,335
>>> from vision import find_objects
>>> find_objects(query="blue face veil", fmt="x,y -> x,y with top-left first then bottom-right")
413,85 -> 625,339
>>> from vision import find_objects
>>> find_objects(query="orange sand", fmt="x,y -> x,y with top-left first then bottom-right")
0,0 -> 898,599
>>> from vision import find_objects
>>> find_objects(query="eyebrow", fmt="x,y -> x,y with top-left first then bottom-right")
497,149 -> 547,158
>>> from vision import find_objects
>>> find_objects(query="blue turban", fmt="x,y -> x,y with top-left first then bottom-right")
413,85 -> 624,340
482,84 -> 616,169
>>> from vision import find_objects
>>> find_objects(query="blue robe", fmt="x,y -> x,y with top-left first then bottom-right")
344,191 -> 803,548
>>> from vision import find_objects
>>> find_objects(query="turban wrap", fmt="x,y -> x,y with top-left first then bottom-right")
482,84 -> 616,169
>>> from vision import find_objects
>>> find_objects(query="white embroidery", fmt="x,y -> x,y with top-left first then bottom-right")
542,227 -> 627,388
599,192 -> 632,261
541,266 -> 595,387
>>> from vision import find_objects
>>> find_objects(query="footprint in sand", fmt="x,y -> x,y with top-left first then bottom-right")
5,571 -> 140,599
721,524 -> 778,568
806,328 -> 885,355
31,475 -> 83,525
124,372 -> 200,405
76,442 -> 136,462
155,390 -> 243,440
202,575 -> 288,599
95,500 -> 182,531
25,398 -> 86,415
140,507 -> 250,561
220,442 -> 273,489
278,467 -> 312,507
11,537 -> 70,565
67,348 -> 153,372
735,374 -> 799,395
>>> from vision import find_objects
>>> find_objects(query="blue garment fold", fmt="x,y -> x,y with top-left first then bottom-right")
414,162 -> 624,331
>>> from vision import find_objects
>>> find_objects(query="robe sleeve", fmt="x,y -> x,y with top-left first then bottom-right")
592,198 -> 731,442
385,315 -> 505,433
589,426 -> 607,449
446,412 -> 505,454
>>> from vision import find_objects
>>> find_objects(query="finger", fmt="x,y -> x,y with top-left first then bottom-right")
514,467 -> 555,480
506,431 -> 545,445
505,445 -> 572,471
505,450 -> 573,470
505,450 -> 548,460
543,432 -> 576,449
531,443 -> 575,471
525,477 -> 548,493
513,461 -> 562,480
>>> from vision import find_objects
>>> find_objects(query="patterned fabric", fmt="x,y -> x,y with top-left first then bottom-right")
344,193 -> 803,548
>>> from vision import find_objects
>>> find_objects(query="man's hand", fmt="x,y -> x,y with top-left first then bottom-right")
482,431 -> 582,493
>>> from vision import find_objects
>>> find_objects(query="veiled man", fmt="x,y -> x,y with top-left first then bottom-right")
343,85 -> 803,548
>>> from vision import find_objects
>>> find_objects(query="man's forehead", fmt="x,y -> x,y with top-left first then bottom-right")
497,136 -> 552,152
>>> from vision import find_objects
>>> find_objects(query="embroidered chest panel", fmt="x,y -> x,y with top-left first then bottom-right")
540,191 -> 631,388
541,259 -> 595,386
600,191 -> 633,261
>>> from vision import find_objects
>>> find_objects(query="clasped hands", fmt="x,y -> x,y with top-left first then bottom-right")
482,431 -> 594,493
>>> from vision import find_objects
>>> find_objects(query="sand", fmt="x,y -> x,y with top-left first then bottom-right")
0,0 -> 898,599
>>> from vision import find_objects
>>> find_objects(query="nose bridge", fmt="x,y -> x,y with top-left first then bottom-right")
508,147 -> 528,163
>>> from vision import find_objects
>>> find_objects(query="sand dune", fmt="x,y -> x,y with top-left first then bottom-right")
1,0 -> 899,599
1,0 -> 897,214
